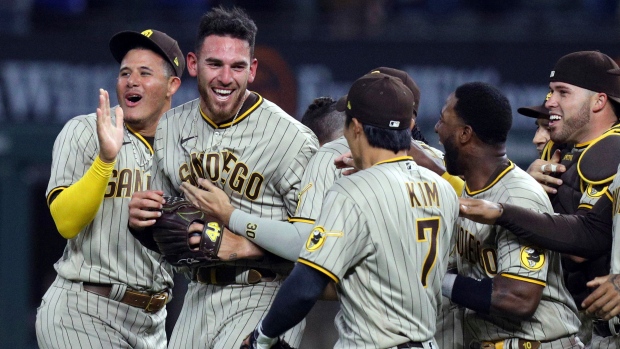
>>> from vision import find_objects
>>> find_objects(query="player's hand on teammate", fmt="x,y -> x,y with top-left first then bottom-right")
128,190 -> 165,230
526,150 -> 565,194
96,88 -> 125,163
582,274 -> 620,320
187,226 -> 265,261
334,152 -> 359,176
458,198 -> 503,224
180,178 -> 235,224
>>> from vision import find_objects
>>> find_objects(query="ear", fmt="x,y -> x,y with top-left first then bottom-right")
166,76 -> 181,98
247,58 -> 258,83
458,125 -> 473,144
592,92 -> 608,113
187,52 -> 198,78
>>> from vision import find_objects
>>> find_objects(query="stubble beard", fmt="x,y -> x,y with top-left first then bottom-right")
550,101 -> 590,144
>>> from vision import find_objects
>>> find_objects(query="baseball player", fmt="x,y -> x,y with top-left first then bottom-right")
300,96 -> 346,146
35,29 -> 184,349
511,51 -> 620,346
127,7 -> 319,349
239,72 -> 459,349
517,98 -> 551,156
184,66 -> 467,348
438,82 -> 582,348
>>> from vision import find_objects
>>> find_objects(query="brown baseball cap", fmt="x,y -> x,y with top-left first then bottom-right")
336,73 -> 414,130
367,67 -> 421,115
549,51 -> 620,103
517,100 -> 550,119
110,29 -> 185,77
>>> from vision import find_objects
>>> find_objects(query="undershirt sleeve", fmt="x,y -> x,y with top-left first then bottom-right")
496,196 -> 613,259
228,209 -> 313,261
49,156 -> 115,239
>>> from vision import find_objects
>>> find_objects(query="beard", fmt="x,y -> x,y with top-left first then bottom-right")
196,75 -> 245,122
550,101 -> 590,144
442,136 -> 461,176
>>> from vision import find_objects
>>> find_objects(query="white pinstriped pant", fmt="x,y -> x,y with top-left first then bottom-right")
168,279 -> 305,349
35,276 -> 167,349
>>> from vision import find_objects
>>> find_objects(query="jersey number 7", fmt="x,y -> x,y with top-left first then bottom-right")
416,217 -> 440,287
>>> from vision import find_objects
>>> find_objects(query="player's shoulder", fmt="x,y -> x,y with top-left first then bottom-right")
161,98 -> 200,123
318,137 -> 350,156
578,126 -> 620,185
60,110 -> 99,133
258,94 -> 318,143
413,140 -> 444,159
501,164 -> 553,210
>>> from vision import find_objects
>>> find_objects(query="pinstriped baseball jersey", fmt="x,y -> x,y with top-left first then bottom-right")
457,161 -> 580,342
46,110 -> 173,291
37,110 -> 173,349
152,92 -> 318,348
298,157 -> 459,348
609,165 -> 620,274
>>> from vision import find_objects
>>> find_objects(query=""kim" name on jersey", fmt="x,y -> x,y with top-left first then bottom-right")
405,181 -> 440,208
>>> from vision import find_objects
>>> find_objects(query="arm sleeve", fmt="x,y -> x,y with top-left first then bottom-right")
260,263 -> 332,338
441,171 -> 464,196
496,196 -> 613,259
49,156 -> 115,239
228,209 -> 312,261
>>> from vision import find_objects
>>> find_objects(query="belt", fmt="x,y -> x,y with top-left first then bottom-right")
397,341 -> 423,348
82,282 -> 169,313
192,266 -> 279,285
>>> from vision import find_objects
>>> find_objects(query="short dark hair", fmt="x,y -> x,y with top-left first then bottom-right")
454,82 -> 512,145
411,125 -> 428,144
301,97 -> 346,145
195,6 -> 257,56
346,115 -> 411,153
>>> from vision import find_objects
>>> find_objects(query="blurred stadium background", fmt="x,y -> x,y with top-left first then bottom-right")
2,0 -> 620,347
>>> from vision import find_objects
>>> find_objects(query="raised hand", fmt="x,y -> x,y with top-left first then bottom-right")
458,197 -> 503,225
96,89 -> 125,163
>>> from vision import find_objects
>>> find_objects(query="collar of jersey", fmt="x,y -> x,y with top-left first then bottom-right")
373,156 -> 413,167
125,124 -> 154,154
465,160 -> 515,196
199,92 -> 262,129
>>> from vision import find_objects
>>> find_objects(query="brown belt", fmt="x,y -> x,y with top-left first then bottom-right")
192,266 -> 279,285
82,282 -> 168,313
397,341 -> 423,348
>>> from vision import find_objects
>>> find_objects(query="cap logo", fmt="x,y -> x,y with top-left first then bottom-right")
174,57 -> 179,67
141,29 -> 153,37
347,101 -> 351,110
389,120 -> 400,128
546,92 -> 551,101
550,71 -> 555,78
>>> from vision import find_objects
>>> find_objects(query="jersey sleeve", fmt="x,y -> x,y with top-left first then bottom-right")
497,196 -> 613,259
496,195 -> 552,285
298,187 -> 369,282
46,116 -> 98,199
277,134 -> 319,217
292,150 -> 342,223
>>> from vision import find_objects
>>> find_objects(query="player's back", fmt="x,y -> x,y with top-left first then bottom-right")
324,157 -> 459,346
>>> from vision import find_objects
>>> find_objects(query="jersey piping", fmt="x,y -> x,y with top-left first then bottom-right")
465,161 -> 515,196
199,92 -> 263,129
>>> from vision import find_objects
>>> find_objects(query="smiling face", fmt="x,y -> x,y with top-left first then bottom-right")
545,82 -> 594,144
188,35 -> 258,123
533,118 -> 550,155
116,48 -> 176,132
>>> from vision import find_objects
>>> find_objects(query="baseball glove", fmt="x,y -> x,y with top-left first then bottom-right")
151,196 -> 223,267
240,328 -> 295,349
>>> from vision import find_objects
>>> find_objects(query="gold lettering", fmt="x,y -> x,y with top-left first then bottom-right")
204,153 -> 220,181
116,169 -> 133,198
424,182 -> 439,207
229,163 -> 249,193
406,182 -> 422,207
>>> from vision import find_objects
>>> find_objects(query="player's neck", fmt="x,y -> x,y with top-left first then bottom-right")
363,148 -> 408,169
462,150 -> 508,192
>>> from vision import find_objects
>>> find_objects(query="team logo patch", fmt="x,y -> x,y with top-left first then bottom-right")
141,29 -> 153,37
306,226 -> 326,252
520,247 -> 546,271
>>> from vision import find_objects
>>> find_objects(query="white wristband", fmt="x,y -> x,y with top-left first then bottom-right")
255,322 -> 279,349
442,273 -> 457,299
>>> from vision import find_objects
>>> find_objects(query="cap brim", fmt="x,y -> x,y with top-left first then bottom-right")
517,105 -> 550,119
608,68 -> 620,76
335,95 -> 348,112
109,31 -> 168,66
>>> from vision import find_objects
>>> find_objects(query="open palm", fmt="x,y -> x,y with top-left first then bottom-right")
96,89 -> 124,163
